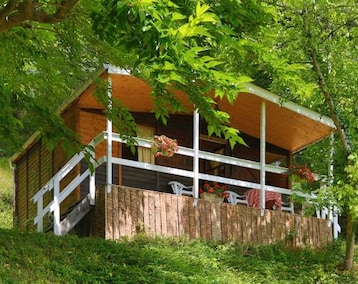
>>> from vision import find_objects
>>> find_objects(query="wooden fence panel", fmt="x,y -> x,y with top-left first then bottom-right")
101,186 -> 333,248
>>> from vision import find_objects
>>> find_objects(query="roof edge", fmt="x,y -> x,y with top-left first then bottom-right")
11,67 -> 108,163
245,83 -> 336,129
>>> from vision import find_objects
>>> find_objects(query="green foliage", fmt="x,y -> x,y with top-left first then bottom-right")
328,153 -> 358,219
92,0 -> 273,148
0,158 -> 356,282
0,229 -> 356,283
0,158 -> 13,229
0,0 -> 133,157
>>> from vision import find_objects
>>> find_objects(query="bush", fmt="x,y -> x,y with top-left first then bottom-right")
0,157 -> 13,229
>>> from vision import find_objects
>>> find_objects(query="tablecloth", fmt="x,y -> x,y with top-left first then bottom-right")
245,189 -> 282,210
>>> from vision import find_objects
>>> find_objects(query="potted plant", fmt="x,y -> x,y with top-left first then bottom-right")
151,135 -> 179,158
282,165 -> 317,216
283,165 -> 316,184
199,182 -> 228,202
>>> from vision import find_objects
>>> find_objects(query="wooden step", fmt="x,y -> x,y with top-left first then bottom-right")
59,194 -> 93,235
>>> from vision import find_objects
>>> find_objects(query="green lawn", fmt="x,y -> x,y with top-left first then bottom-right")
0,229 -> 356,283
0,158 -> 357,283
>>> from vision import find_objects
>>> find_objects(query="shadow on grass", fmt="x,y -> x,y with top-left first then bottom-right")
0,228 -> 356,284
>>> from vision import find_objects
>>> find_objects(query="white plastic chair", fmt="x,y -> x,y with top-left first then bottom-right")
224,190 -> 248,205
168,181 -> 194,197
281,200 -> 295,213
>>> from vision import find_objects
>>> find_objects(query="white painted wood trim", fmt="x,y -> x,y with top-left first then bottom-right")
260,101 -> 266,215
106,77 -> 113,193
193,109 -> 200,200
245,83 -> 336,129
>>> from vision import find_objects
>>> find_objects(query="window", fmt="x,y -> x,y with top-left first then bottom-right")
137,125 -> 155,164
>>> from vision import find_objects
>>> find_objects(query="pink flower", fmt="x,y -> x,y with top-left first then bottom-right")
151,135 -> 179,158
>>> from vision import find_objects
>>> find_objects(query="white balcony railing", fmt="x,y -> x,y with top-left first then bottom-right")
32,131 -> 340,238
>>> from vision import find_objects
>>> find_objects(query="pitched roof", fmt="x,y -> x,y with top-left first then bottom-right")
12,66 -> 335,162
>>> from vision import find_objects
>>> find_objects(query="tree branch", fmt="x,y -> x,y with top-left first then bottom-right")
0,0 -> 20,25
0,0 -> 79,32
302,13 -> 351,155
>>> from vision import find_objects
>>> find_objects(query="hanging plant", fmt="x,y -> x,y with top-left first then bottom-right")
283,165 -> 316,184
151,135 -> 179,158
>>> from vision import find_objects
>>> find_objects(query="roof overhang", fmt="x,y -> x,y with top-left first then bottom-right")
12,67 -> 336,162
79,70 -> 335,153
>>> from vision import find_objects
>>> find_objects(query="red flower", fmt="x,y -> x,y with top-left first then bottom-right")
283,165 -> 315,183
200,182 -> 227,197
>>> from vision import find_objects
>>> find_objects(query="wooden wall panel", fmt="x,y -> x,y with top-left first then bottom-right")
78,110 -> 106,156
14,156 -> 27,230
122,167 -> 157,191
92,186 -> 106,238
39,141 -> 54,231
27,145 -> 41,230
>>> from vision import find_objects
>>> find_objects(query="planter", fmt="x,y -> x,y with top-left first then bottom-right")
200,192 -> 224,202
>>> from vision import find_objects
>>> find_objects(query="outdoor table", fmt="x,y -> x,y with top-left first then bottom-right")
245,189 -> 282,210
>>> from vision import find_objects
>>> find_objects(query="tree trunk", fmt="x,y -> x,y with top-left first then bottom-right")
344,213 -> 356,271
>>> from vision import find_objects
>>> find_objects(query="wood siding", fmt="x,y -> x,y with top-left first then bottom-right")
93,185 -> 333,248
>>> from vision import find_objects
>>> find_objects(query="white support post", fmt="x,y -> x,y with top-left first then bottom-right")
328,131 -> 341,239
193,108 -> 200,205
89,147 -> 96,205
328,131 -> 334,185
106,77 -> 113,193
260,101 -> 266,216
53,175 -> 61,236
37,196 -> 43,232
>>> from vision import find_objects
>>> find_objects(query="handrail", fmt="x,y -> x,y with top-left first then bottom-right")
32,134 -> 104,234
32,130 -> 338,237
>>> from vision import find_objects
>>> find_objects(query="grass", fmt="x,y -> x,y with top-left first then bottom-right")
0,157 -> 357,283
0,230 -> 356,283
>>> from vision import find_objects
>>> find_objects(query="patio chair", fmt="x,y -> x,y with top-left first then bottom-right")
224,190 -> 248,205
281,200 -> 295,213
168,181 -> 194,197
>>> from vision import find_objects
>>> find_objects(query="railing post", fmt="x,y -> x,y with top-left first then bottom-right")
37,196 -> 43,232
106,76 -> 113,193
260,101 -> 266,216
193,108 -> 200,204
53,175 -> 61,235
89,148 -> 96,205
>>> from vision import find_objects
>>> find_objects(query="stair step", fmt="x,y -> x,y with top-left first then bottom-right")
59,194 -> 93,235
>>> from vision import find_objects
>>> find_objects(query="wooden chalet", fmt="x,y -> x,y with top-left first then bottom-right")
11,65 -> 340,248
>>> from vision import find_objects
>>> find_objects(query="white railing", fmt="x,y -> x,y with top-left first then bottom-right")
32,131 -> 340,238
32,133 -> 104,235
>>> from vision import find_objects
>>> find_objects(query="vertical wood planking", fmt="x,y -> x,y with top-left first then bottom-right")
176,195 -> 183,237
113,185 -> 120,239
102,186 -> 333,248
136,189 -> 145,235
143,191 -> 150,236
106,188 -> 113,239
165,194 -> 174,237
126,187 -> 135,237
160,192 -> 168,237
154,192 -> 162,236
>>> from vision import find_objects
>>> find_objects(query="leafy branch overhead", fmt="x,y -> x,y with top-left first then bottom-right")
92,0 -> 270,147
0,0 -> 79,32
